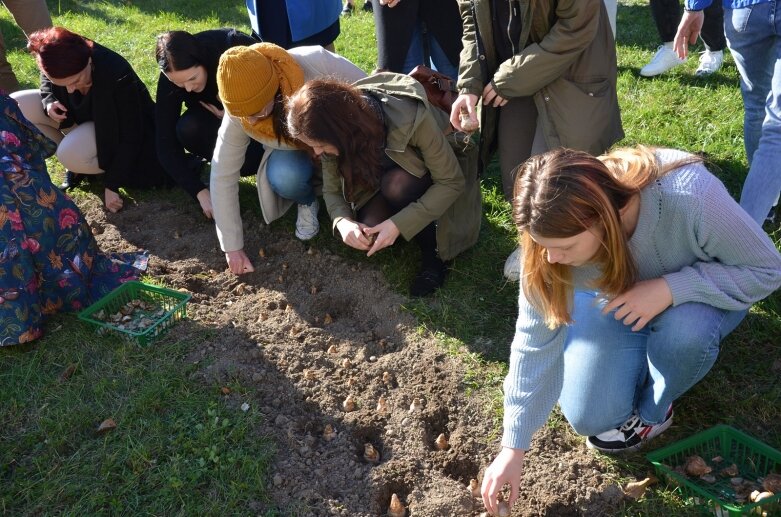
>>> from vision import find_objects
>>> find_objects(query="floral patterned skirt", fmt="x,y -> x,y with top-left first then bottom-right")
1,94 -> 146,346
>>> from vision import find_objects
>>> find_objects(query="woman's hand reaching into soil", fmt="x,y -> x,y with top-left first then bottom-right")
482,447 -> 525,515
335,218 -> 373,251
363,219 -> 399,257
196,188 -> 213,219
225,249 -> 255,275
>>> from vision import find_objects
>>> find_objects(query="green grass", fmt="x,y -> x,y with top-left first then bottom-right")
2,0 -> 781,514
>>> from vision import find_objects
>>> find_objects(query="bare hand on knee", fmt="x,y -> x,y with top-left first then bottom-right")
603,278 -> 673,331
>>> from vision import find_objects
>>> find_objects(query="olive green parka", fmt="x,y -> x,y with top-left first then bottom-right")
457,0 -> 624,171
322,73 -> 481,260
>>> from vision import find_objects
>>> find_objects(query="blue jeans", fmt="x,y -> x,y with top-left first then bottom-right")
725,2 -> 781,224
402,23 -> 459,79
558,291 -> 746,436
265,149 -> 316,205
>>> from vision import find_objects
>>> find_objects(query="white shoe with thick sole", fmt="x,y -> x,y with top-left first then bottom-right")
640,44 -> 685,77
695,50 -> 724,76
295,199 -> 319,240
503,247 -> 521,281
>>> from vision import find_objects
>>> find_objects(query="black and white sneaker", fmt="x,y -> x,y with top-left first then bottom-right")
586,405 -> 673,454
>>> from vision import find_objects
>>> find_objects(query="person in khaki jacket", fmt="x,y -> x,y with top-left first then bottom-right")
450,0 -> 624,280
287,73 -> 481,296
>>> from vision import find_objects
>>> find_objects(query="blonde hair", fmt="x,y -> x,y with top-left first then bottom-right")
512,146 -> 700,328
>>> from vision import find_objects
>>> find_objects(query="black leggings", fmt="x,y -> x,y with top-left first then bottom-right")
357,167 -> 439,263
177,108 -> 264,177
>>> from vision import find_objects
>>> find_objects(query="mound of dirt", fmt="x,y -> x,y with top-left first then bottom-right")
80,194 -> 626,516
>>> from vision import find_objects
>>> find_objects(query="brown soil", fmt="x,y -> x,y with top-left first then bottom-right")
79,193 -> 627,516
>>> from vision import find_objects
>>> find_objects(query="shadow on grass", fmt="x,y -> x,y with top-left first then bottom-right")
48,0 -> 250,28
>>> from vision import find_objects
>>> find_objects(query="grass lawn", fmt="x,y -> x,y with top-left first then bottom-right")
1,0 -> 780,514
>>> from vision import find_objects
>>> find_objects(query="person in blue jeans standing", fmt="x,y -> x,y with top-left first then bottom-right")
479,146 -> 781,516
675,0 -> 781,226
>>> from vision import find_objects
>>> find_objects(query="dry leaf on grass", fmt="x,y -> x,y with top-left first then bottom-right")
97,418 -> 117,435
623,476 -> 658,500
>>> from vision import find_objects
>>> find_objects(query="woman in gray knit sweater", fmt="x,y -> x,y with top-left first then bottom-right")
480,146 -> 781,515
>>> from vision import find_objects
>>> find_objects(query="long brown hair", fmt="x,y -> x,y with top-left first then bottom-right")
513,146 -> 701,328
286,78 -> 385,199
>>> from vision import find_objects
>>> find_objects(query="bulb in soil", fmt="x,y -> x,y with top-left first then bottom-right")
258,247 -> 266,258
303,369 -> 316,380
382,371 -> 393,385
763,473 -> 781,492
497,498 -> 510,517
342,395 -> 357,412
327,344 -> 338,354
409,398 -> 422,413
469,478 -> 480,498
363,443 -> 380,463
376,395 -> 387,414
341,358 -> 352,369
684,455 -> 712,477
310,285 -> 318,295
388,493 -> 405,517
323,313 -> 333,325
435,433 -> 449,450
323,424 -> 336,441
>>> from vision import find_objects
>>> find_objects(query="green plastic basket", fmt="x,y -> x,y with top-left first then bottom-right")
78,281 -> 191,346
647,425 -> 781,516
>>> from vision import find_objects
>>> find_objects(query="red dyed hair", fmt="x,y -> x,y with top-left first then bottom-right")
27,27 -> 94,79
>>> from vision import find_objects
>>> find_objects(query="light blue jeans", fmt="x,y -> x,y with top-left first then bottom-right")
725,1 -> 781,225
265,149 -> 316,205
558,291 -> 746,436
402,23 -> 459,80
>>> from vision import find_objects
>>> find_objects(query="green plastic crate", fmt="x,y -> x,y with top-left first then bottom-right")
78,281 -> 191,346
647,425 -> 781,516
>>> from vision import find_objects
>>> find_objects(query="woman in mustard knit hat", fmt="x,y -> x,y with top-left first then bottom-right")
211,43 -> 364,275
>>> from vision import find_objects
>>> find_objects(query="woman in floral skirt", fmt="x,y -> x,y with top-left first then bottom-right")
0,94 -> 147,346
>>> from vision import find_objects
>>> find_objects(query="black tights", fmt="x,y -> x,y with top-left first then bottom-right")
177,108 -> 264,177
357,167 -> 439,264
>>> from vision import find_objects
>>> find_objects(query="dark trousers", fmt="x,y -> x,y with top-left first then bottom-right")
650,0 -> 726,51
178,108 -> 263,177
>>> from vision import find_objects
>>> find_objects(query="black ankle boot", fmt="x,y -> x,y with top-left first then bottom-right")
59,170 -> 83,190
409,258 -> 448,297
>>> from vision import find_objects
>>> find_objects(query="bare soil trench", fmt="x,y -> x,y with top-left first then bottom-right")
80,193 -> 626,516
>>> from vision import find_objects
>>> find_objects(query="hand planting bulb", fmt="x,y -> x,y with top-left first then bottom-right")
388,493 -> 406,517
497,494 -> 510,517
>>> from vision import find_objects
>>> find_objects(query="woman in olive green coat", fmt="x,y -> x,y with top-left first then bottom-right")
287,73 -> 481,296
451,0 -> 624,279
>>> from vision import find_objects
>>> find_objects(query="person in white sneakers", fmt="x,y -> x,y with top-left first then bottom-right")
479,146 -> 781,516
640,0 -> 725,77
211,43 -> 364,275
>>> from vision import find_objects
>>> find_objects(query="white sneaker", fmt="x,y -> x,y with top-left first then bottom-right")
640,44 -> 685,77
295,199 -> 319,240
503,247 -> 521,281
695,50 -> 724,77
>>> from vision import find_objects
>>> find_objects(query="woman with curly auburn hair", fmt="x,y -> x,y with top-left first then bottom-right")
286,74 -> 481,297
479,146 -> 781,515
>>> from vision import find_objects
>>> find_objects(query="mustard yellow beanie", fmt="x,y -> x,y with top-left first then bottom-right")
217,45 -> 279,117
